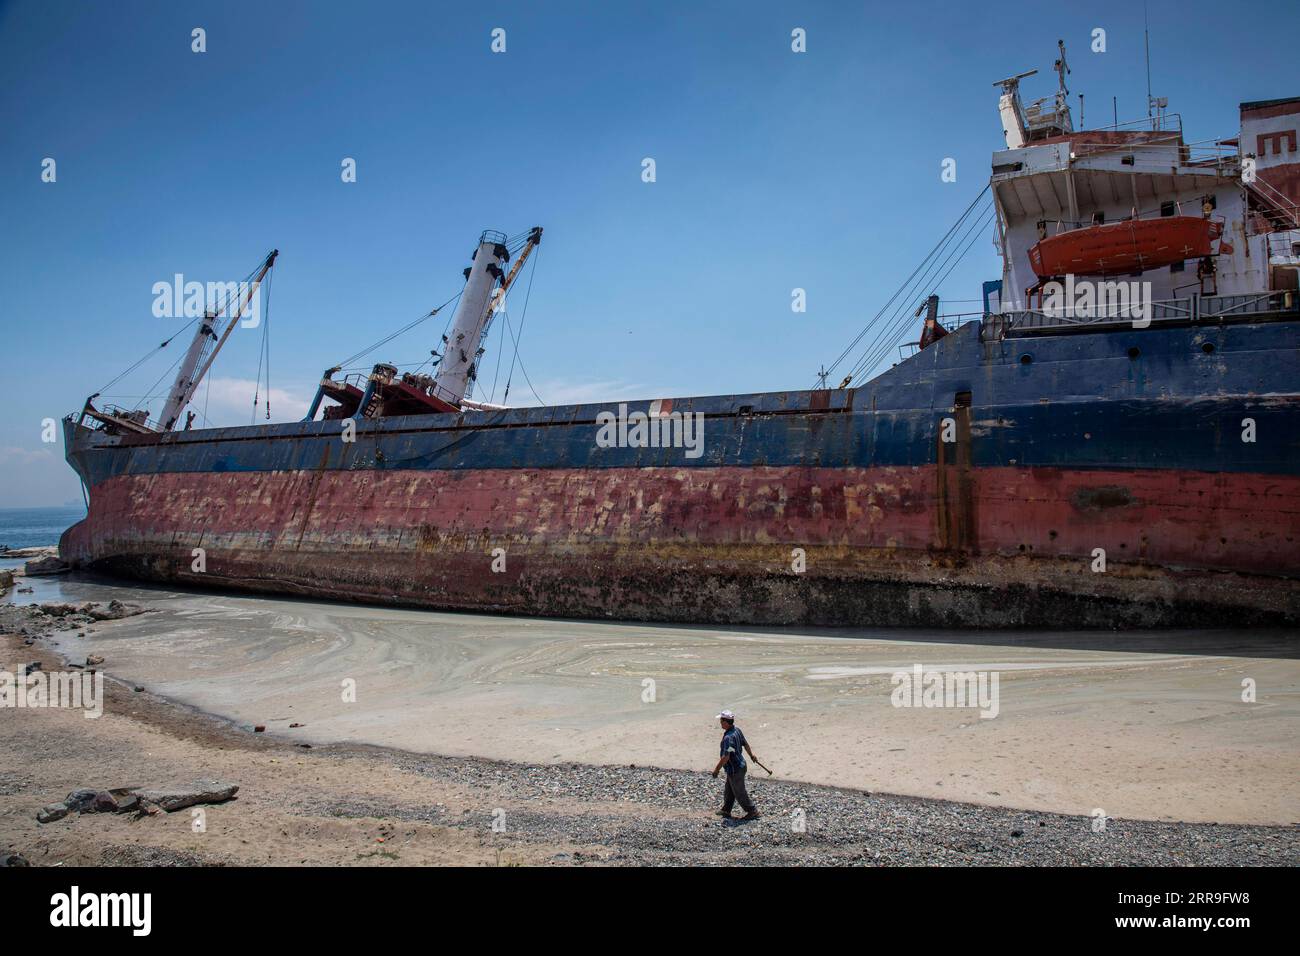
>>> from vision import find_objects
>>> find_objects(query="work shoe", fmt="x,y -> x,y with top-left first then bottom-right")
714,808 -> 732,817
740,811 -> 761,820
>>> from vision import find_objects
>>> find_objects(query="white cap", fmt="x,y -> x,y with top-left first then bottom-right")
716,710 -> 735,721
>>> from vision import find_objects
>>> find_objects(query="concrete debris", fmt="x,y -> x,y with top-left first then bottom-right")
132,782 -> 240,813
36,782 -> 238,822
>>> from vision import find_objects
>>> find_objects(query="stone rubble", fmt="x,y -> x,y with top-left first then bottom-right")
36,782 -> 239,824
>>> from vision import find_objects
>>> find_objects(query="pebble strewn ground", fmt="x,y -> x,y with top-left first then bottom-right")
299,748 -> 1298,866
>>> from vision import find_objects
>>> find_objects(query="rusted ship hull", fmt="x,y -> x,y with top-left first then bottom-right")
60,319 -> 1300,628
59,463 -> 1299,627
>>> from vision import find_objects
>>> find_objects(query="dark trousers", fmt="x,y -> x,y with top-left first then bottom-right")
721,767 -> 756,814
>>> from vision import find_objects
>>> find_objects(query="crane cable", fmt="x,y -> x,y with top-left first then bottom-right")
501,243 -> 545,406
815,184 -> 991,389
251,263 -> 274,422
93,256 -> 265,398
845,200 -> 996,384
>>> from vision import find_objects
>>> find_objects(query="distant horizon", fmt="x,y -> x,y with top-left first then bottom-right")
0,503 -> 86,511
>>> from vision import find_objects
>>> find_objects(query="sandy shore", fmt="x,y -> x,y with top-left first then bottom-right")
1,628 -> 1296,866
0,571 -> 1297,866
10,572 -> 1299,824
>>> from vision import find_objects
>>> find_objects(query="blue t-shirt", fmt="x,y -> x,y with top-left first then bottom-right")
720,726 -> 747,774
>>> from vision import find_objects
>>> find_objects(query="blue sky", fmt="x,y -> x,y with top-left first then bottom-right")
1,0 -> 1293,506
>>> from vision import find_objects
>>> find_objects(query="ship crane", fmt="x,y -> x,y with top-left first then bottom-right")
433,226 -> 543,405
307,226 -> 543,421
159,250 -> 278,430
78,249 -> 278,436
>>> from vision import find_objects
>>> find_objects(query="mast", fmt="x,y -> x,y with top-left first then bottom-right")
1053,39 -> 1071,132
1145,3 -> 1153,127
159,250 -> 278,430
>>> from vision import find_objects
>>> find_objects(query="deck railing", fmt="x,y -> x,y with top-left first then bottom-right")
1002,292 -> 1298,335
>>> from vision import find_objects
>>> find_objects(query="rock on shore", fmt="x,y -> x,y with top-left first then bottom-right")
0,546 -> 59,559
23,556 -> 69,576
0,546 -> 68,576
0,600 -> 150,640
37,782 -> 239,823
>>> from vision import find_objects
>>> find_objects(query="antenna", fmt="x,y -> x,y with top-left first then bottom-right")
1054,39 -> 1070,96
1052,40 -> 1073,133
1144,2 -> 1154,127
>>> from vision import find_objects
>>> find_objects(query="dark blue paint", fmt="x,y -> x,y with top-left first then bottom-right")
66,318 -> 1300,488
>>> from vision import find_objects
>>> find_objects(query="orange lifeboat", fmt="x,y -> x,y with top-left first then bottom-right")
1028,216 -> 1224,278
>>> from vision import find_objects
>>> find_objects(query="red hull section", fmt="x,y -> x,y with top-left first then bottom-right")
1029,216 -> 1224,277
60,464 -> 1300,627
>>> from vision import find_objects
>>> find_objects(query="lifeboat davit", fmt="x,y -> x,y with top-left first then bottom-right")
1028,216 -> 1224,278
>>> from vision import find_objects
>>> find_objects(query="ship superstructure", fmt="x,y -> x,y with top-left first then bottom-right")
988,62 -> 1298,323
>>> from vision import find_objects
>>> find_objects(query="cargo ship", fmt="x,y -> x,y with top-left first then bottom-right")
60,52 -> 1300,627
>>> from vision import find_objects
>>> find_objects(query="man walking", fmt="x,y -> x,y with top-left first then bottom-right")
711,710 -> 760,820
